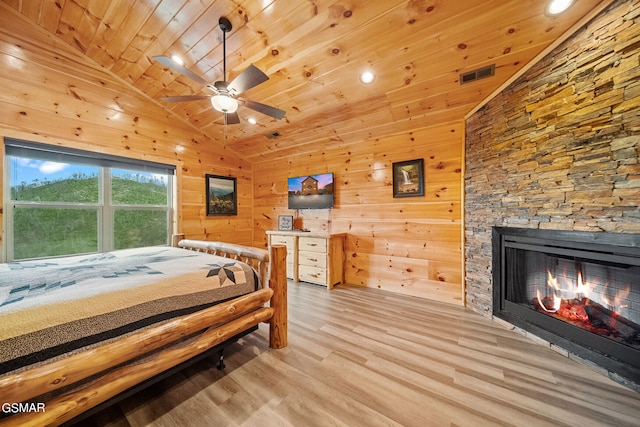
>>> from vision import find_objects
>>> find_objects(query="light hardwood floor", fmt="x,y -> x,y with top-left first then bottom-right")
84,282 -> 640,427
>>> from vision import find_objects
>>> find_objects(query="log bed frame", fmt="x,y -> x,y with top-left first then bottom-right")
0,240 -> 287,427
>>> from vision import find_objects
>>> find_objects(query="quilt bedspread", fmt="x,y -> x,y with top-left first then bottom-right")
0,246 -> 259,375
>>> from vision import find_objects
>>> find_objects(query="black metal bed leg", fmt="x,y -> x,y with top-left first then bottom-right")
216,348 -> 226,370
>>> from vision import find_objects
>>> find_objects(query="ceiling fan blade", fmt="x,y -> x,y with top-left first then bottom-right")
225,112 -> 241,125
153,56 -> 208,86
227,64 -> 269,94
160,95 -> 211,103
241,99 -> 286,120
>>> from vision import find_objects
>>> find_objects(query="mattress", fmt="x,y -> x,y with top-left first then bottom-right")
0,246 -> 259,375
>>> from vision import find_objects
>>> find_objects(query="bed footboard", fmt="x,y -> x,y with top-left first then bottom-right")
0,241 -> 287,427
177,239 -> 287,349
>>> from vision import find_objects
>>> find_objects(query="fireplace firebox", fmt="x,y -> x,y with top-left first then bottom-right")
492,227 -> 640,386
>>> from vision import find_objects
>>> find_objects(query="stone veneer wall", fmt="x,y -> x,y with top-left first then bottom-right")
465,0 -> 640,316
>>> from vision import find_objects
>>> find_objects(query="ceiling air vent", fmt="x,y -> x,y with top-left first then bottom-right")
460,64 -> 495,85
265,131 -> 282,139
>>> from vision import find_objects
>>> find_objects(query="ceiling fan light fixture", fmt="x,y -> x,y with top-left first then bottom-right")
545,0 -> 574,15
170,54 -> 184,66
211,94 -> 239,113
153,16 -> 285,123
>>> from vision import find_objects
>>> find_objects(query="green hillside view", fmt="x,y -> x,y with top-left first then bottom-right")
11,177 -> 168,260
12,176 -> 167,204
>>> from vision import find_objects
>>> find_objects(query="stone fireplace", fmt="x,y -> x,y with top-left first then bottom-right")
464,0 -> 639,387
492,227 -> 640,383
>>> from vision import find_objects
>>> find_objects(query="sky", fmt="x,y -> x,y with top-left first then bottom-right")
9,157 -> 94,186
9,157 -> 167,187
208,176 -> 235,194
287,173 -> 333,192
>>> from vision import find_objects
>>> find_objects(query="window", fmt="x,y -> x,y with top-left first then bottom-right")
5,139 -> 175,261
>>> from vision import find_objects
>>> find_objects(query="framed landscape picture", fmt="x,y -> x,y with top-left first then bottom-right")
206,174 -> 237,216
392,158 -> 424,198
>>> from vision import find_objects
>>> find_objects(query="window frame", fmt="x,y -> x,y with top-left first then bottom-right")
3,139 -> 175,261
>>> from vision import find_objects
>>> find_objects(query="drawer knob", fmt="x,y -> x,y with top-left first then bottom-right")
309,258 -> 318,262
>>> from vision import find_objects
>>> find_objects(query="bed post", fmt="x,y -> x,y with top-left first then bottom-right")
171,233 -> 185,247
269,244 -> 287,349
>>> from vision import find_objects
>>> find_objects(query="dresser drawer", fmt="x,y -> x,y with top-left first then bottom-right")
270,235 -> 296,248
298,250 -> 327,268
298,265 -> 327,285
299,237 -> 327,253
286,262 -> 295,279
269,234 -> 296,279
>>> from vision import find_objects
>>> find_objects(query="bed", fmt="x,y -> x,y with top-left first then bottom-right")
0,238 -> 287,427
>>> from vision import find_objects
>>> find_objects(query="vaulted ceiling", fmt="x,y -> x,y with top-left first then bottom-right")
2,0 -> 610,161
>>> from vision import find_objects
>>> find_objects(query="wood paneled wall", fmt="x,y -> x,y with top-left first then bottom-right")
0,4 -> 253,261
253,122 -> 464,305
0,3 -> 465,305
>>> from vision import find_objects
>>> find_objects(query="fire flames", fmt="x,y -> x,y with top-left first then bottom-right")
536,270 -> 628,315
533,269 -> 639,346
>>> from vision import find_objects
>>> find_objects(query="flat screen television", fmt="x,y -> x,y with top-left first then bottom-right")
288,173 -> 334,209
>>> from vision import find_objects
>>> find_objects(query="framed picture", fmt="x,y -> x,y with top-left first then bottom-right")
392,158 -> 424,198
206,174 -> 237,216
278,215 -> 294,231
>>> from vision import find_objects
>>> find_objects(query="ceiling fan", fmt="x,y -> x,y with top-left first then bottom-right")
153,17 -> 285,125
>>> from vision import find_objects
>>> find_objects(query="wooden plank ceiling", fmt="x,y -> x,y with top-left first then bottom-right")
3,0 -> 608,161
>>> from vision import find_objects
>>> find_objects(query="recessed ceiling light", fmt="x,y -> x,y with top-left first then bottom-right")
248,117 -> 257,125
360,70 -> 375,84
546,0 -> 574,15
170,54 -> 184,66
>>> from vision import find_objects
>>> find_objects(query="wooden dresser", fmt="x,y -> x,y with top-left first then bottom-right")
266,231 -> 345,289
